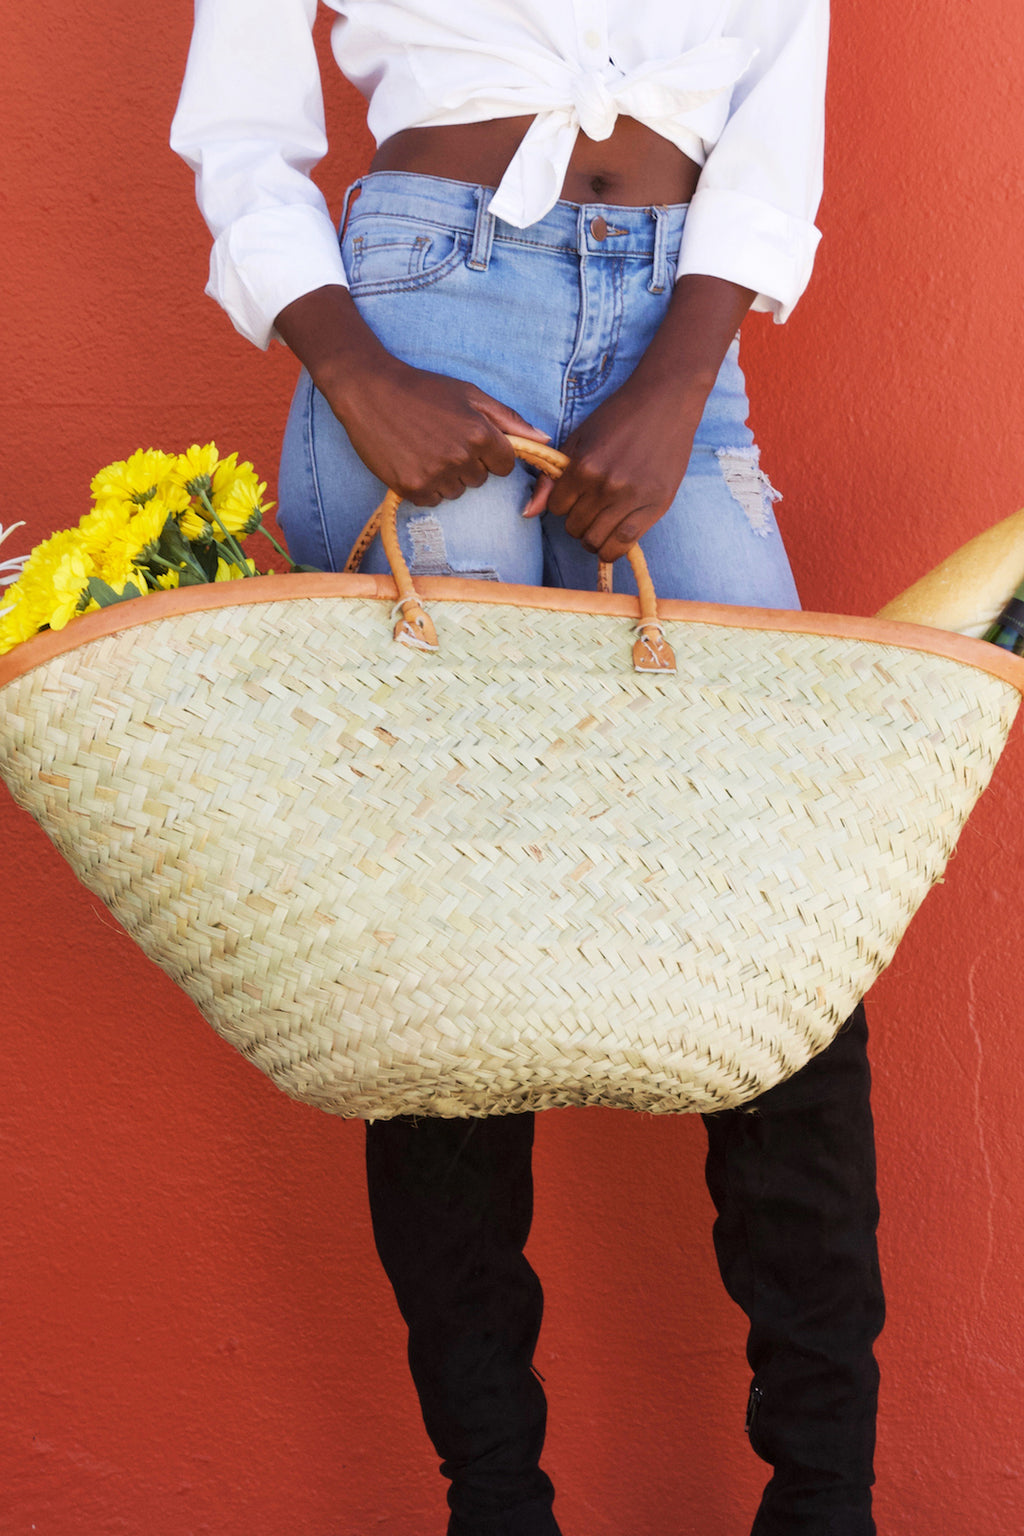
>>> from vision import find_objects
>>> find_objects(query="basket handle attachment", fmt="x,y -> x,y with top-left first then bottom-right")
342,435 -> 676,674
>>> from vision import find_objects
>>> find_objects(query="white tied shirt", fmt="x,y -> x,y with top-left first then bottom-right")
171,0 -> 830,349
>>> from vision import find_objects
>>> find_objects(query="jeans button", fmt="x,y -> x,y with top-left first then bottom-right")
590,215 -> 608,241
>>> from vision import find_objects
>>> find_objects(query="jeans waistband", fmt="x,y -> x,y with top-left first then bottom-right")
342,170 -> 688,267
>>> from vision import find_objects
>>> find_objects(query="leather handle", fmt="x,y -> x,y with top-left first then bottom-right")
343,434 -> 676,673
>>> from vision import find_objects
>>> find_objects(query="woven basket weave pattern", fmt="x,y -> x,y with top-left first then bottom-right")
0,593 -> 1017,1118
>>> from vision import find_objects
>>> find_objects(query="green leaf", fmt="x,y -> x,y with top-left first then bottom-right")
86,576 -> 144,609
158,519 -> 196,567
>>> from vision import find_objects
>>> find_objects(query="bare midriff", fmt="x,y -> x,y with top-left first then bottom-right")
368,115 -> 702,207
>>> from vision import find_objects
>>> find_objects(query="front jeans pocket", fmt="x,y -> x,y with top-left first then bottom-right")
345,214 -> 467,295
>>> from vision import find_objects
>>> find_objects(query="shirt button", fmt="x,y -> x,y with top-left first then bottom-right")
584,28 -> 601,49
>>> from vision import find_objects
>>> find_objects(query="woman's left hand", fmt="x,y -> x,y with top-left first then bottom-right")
522,378 -> 705,563
523,273 -> 758,563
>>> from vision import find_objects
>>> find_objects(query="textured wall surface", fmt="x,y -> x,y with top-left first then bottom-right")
3,4 -> 1024,1533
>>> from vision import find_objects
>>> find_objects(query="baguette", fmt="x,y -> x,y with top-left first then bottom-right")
875,507 -> 1024,637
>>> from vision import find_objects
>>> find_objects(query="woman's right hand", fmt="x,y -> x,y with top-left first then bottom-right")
274,284 -> 549,505
336,353 -> 549,507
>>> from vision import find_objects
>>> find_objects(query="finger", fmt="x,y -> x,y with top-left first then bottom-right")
594,510 -> 655,564
544,469 -> 586,522
458,457 -> 490,492
554,463 -> 635,544
405,446 -> 489,504
475,431 -> 518,480
554,471 -> 624,540
437,471 -> 473,502
522,473 -> 555,518
544,450 -> 603,524
565,498 -> 623,551
472,394 -> 551,475
473,394 -> 551,444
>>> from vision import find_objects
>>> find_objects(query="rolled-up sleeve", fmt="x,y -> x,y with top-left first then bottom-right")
675,0 -> 829,322
170,0 -> 349,349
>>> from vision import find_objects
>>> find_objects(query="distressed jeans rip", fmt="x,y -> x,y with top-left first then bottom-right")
407,513 -> 500,580
715,447 -> 782,538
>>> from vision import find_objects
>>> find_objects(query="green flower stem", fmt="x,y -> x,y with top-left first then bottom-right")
149,549 -> 208,582
253,521 -> 298,570
197,490 -> 252,573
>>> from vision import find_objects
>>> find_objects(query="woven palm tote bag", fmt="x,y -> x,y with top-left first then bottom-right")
2,439 -> 1023,1119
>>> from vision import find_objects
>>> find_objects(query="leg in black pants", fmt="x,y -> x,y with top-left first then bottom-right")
703,1004 -> 886,1536
366,1006 -> 883,1536
365,1112 -> 560,1536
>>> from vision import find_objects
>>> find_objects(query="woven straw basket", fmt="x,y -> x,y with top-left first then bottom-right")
2,440 -> 1023,1119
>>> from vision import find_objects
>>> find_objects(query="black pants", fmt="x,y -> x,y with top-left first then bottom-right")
365,1005 -> 884,1536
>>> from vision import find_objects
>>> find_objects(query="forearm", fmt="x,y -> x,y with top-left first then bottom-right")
533,274 -> 757,558
628,273 -> 756,421
274,284 -> 397,415
273,284 -> 548,505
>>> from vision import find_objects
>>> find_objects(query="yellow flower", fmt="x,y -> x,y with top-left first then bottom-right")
178,503 -> 212,542
97,554 -> 151,593
175,451 -> 268,541
19,526 -> 88,579
0,444 -> 272,654
210,460 -> 273,537
90,448 -> 179,508
177,509 -> 203,542
158,481 -> 191,518
79,499 -> 133,554
0,584 -> 41,654
76,557 -> 153,617
11,527 -> 96,634
170,442 -> 222,498
214,556 -> 257,581
104,496 -> 175,569
40,544 -> 94,630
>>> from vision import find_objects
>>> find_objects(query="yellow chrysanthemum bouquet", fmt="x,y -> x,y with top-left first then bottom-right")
0,444 -> 301,656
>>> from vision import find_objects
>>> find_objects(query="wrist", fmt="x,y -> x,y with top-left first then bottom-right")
628,272 -> 755,417
613,364 -> 711,442
315,334 -> 404,418
274,284 -> 398,410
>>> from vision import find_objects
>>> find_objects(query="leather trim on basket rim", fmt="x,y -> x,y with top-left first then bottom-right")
2,570 -> 1024,695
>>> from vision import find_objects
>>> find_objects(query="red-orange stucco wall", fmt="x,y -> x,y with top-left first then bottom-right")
3,5 -> 1024,1533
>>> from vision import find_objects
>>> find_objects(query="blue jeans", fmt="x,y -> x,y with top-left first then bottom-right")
279,171 -> 800,608
278,173 -> 881,1536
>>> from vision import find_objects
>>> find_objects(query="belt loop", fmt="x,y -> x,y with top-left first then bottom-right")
648,205 -> 669,295
468,186 -> 495,272
338,177 -> 363,244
